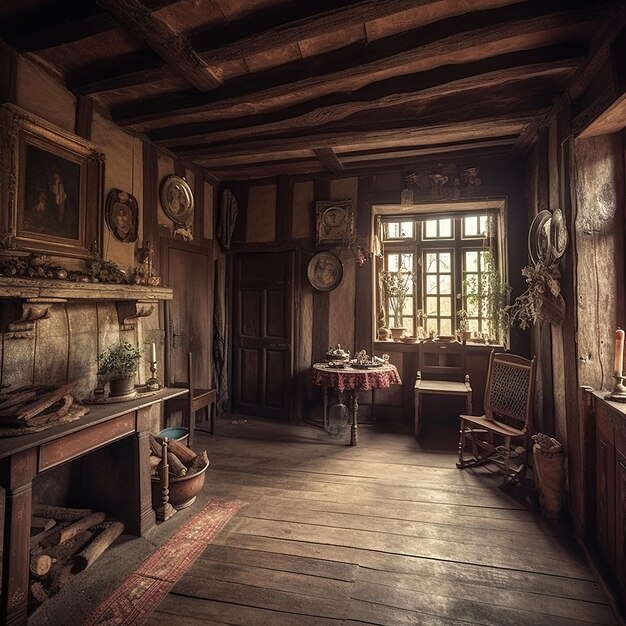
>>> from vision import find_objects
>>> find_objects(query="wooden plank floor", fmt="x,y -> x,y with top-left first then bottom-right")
148,416 -> 616,626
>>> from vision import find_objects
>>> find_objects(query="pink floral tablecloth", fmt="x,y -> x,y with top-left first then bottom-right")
312,363 -> 402,392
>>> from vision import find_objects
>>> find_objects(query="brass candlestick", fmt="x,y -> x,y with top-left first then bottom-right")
146,360 -> 161,391
608,375 -> 626,403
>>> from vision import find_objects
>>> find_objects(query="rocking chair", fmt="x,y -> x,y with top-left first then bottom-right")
456,350 -> 536,485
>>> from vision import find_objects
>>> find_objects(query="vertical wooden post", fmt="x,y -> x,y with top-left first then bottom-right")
156,437 -> 176,522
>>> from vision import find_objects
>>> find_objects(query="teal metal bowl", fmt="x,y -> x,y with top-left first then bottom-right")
159,426 -> 189,444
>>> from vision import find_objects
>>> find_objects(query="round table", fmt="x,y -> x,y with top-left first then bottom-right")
312,362 -> 402,445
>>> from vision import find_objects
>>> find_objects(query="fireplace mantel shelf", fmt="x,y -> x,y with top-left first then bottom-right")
0,276 -> 173,337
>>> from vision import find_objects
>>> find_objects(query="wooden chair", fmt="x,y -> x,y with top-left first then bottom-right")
167,352 -> 216,449
457,350 -> 536,485
414,339 -> 472,437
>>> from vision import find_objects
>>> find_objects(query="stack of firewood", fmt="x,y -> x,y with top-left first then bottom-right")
0,383 -> 89,433
29,504 -> 124,605
148,434 -> 209,479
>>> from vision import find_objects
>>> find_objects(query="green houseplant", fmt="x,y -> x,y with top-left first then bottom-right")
456,310 -> 471,343
97,341 -> 141,396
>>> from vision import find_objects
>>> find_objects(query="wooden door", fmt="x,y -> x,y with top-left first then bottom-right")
616,440 -> 626,601
232,252 -> 294,419
161,238 -> 212,389
596,412 -> 616,569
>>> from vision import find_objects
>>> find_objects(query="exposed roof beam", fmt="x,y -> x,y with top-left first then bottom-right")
314,148 -> 344,173
150,45 -> 582,148
98,0 -> 222,91
173,112 -> 537,160
1,0 -> 176,51
111,3 -> 605,126
66,0 -> 520,96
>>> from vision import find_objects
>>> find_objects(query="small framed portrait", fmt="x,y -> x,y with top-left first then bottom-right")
105,189 -> 138,243
160,174 -> 194,224
307,251 -> 343,292
0,104 -> 103,259
316,199 -> 353,245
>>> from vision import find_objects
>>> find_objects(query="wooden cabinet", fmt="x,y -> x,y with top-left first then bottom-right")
592,393 -> 626,606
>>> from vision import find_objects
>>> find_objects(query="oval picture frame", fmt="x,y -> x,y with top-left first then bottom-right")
159,174 -> 194,224
307,251 -> 343,292
105,188 -> 138,243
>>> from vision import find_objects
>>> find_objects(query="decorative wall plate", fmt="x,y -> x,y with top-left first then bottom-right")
528,210 -> 552,265
159,175 -> 194,224
307,251 -> 343,292
550,208 -> 568,259
105,188 -> 138,243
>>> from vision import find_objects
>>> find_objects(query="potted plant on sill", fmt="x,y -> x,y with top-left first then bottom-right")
456,310 -> 471,343
97,341 -> 141,397
380,268 -> 415,340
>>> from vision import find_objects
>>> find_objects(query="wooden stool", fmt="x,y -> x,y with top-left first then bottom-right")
166,352 -> 216,449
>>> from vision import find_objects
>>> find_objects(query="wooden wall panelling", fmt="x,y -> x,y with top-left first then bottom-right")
142,143 -> 160,277
355,176 -> 373,357
231,186 -> 248,243
0,42 -> 17,104
312,179 -> 330,365
74,95 -> 93,139
533,127 -> 554,436
247,184 -> 276,243
193,165 -> 205,244
574,134 -> 623,391
276,175 -> 293,243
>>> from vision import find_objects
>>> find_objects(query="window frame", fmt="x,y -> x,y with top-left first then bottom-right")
375,200 -> 507,343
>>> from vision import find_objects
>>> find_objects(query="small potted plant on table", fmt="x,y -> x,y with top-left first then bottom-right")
97,341 -> 141,397
380,268 -> 415,340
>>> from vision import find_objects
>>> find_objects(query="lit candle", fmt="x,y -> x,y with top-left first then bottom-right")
150,341 -> 157,364
614,328 -> 624,378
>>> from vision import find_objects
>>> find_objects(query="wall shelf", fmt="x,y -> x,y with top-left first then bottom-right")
0,276 -> 173,338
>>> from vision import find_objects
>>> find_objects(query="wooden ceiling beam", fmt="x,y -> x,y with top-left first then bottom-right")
150,45 -> 583,148
66,0 -> 515,96
314,148 -> 344,173
1,0 -> 176,51
111,2 -> 606,126
98,0 -> 222,91
172,112 -> 536,160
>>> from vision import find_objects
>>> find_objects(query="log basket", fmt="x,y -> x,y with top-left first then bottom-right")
151,457 -> 209,510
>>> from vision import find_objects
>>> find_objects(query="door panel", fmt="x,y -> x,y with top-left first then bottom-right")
233,252 -> 293,418
161,238 -> 212,389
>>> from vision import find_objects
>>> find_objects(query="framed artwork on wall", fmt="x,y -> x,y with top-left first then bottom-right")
0,104 -> 104,259
105,188 -> 138,243
315,199 -> 353,245
307,251 -> 343,292
159,174 -> 194,224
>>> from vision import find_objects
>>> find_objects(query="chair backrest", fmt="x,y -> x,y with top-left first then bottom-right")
418,339 -> 468,382
484,351 -> 536,432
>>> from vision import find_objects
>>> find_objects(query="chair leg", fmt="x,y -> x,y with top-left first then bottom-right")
414,391 -> 421,439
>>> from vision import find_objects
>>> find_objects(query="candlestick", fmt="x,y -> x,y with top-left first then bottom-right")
614,328 -> 624,378
150,341 -> 157,364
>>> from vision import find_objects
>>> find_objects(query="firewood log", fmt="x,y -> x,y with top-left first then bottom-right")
30,554 -> 53,577
167,452 -> 187,477
42,530 -> 95,563
31,516 -> 56,532
31,523 -> 69,554
29,581 -> 48,605
155,436 -> 196,464
149,434 -> 162,457
0,390 -> 38,411
47,562 -> 73,595
187,450 -> 209,475
40,512 -> 106,548
16,383 -> 76,421
71,521 -> 125,573
33,504 -> 93,521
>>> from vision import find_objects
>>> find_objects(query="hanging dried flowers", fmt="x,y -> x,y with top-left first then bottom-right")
505,261 -> 565,329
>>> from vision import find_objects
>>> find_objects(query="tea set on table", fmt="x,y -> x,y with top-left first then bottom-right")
324,344 -> 390,369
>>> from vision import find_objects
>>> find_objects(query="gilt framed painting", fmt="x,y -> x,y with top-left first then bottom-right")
1,104 -> 104,259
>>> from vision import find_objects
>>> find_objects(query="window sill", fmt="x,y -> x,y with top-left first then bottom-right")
374,340 -> 504,353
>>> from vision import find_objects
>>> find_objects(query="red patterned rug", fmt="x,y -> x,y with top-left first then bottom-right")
84,498 -> 244,626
